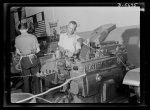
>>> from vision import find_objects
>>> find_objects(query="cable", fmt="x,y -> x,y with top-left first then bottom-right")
15,73 -> 86,103
11,75 -> 34,78
35,96 -> 53,103
10,72 -> 55,79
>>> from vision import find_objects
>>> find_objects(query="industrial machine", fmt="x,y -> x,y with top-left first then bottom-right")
37,40 -> 129,103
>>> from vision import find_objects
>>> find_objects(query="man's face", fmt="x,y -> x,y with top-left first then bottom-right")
67,23 -> 76,35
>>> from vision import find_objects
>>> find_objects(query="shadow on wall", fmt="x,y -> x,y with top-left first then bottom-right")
121,28 -> 140,67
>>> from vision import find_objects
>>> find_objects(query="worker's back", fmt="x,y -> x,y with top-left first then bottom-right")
15,33 -> 39,55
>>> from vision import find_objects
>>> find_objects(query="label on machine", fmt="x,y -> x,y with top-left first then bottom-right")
84,57 -> 117,73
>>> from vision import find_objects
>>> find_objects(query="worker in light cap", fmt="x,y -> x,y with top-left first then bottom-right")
58,21 -> 83,58
15,23 -> 41,94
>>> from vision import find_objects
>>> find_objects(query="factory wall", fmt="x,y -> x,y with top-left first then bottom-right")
25,7 -> 140,35
52,7 -> 140,32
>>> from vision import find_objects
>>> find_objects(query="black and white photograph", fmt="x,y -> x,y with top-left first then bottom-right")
3,3 -> 145,107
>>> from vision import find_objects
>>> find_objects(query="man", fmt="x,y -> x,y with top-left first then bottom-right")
15,23 -> 41,94
57,21 -> 84,100
58,21 -> 82,58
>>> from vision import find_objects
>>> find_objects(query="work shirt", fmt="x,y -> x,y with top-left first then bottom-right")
15,32 -> 39,55
58,33 -> 81,54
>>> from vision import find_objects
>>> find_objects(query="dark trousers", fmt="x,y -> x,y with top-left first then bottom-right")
20,55 -> 41,94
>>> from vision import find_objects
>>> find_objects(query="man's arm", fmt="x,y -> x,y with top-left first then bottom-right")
34,36 -> 40,53
15,37 -> 21,55
73,36 -> 83,55
16,48 -> 21,55
73,42 -> 81,55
